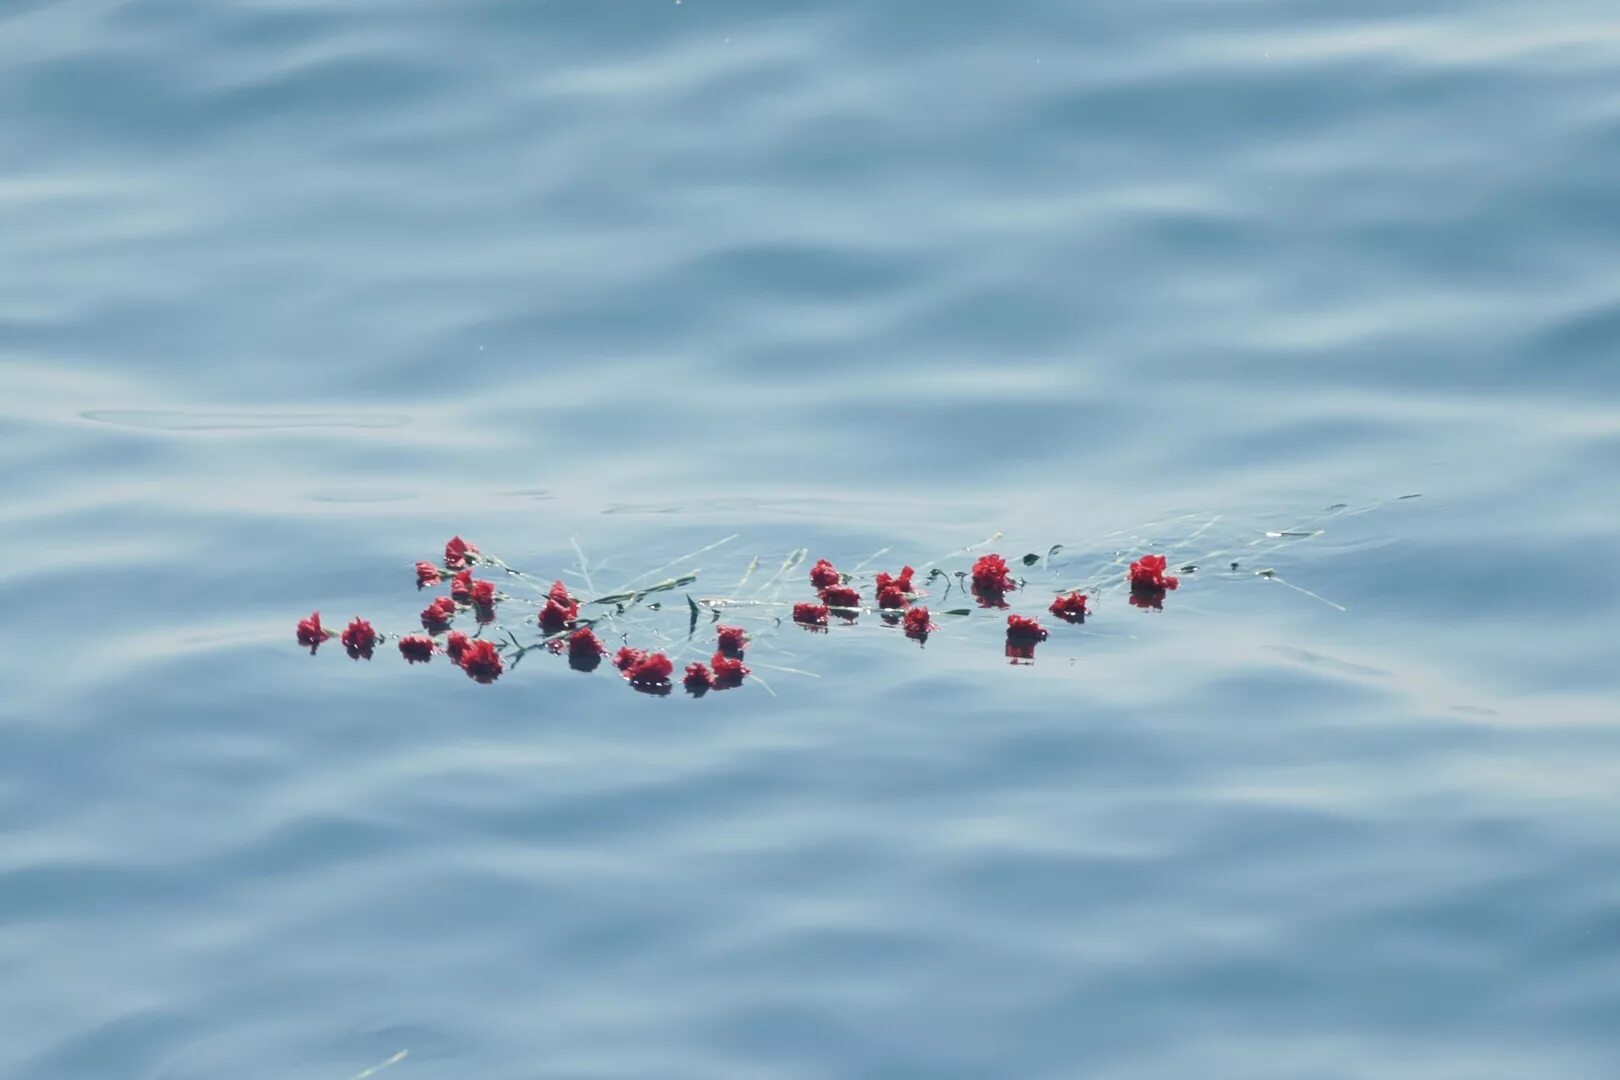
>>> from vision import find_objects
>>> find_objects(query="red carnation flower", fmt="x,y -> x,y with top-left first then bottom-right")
1049,591 -> 1089,623
295,610 -> 328,652
902,605 -> 935,640
471,579 -> 497,620
793,601 -> 829,628
540,598 -> 578,632
444,535 -> 478,569
613,646 -> 645,672
450,569 -> 475,602
809,558 -> 842,589
971,553 -> 1018,599
567,627 -> 606,672
1128,554 -> 1180,592
716,625 -> 748,656
399,634 -> 435,663
877,584 -> 909,609
624,650 -> 673,693
1006,614 -> 1048,642
683,662 -> 714,696
458,639 -> 504,684
873,565 -> 916,596
821,584 -> 861,609
340,617 -> 377,659
444,630 -> 472,662
711,651 -> 749,689
421,595 -> 457,630
416,561 -> 443,588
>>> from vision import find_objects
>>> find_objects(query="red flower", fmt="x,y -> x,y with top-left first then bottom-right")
458,639 -> 504,684
873,565 -> 916,596
450,569 -> 475,602
399,634 -> 435,663
613,646 -> 645,672
1128,554 -> 1180,592
810,558 -> 842,590
421,595 -> 457,630
793,602 -> 829,628
568,627 -> 606,673
1049,591 -> 1089,623
444,630 -> 472,662
902,605 -> 935,640
877,584 -> 908,609
295,610 -> 328,651
710,651 -> 749,689
1006,614 -> 1048,641
416,561 -> 443,588
820,584 -> 861,609
539,580 -> 579,632
471,580 -> 497,622
971,553 -> 1018,598
624,651 -> 673,691
444,535 -> 478,569
683,662 -> 714,695
340,617 -> 376,659
716,625 -> 748,656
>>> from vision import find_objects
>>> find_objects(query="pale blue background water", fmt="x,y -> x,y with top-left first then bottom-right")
4,1 -> 1620,1077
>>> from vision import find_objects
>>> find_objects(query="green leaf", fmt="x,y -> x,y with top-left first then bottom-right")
942,608 -> 972,616
687,593 -> 699,636
1021,553 -> 1040,566
1047,544 -> 1063,561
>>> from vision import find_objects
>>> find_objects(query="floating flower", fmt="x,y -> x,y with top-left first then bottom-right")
458,639 -> 504,683
624,651 -> 674,693
711,651 -> 749,689
444,630 -> 472,662
902,605 -> 935,640
295,611 -> 328,651
416,561 -> 443,588
877,584 -> 909,609
874,565 -> 916,596
971,553 -> 1018,598
1128,554 -> 1179,592
399,634 -> 435,663
716,625 -> 748,656
820,584 -> 861,609
809,558 -> 842,590
1006,614 -> 1048,641
568,627 -> 606,672
1049,592 -> 1089,623
340,617 -> 376,659
793,602 -> 829,628
539,580 -> 579,632
444,535 -> 478,569
613,646 -> 645,672
450,569 -> 475,602
471,580 -> 497,622
683,662 -> 714,696
421,595 -> 457,630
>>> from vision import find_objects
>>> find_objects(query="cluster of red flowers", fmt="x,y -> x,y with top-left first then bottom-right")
298,537 -> 1187,691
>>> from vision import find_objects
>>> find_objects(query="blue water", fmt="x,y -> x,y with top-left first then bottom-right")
5,0 -> 1620,1076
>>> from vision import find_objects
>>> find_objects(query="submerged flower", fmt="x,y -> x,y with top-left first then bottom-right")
820,584 -> 861,609
568,627 -> 606,672
809,558 -> 842,590
296,610 -> 328,651
458,639 -> 504,684
450,569 -> 475,602
1049,591 -> 1089,623
539,580 -> 579,632
421,595 -> 457,630
902,605 -> 935,640
1129,590 -> 1168,611
710,651 -> 749,689
716,625 -> 748,656
444,535 -> 478,569
399,634 -> 435,663
1006,614 -> 1048,641
416,561 -> 443,588
340,617 -> 377,659
683,662 -> 714,696
877,584 -> 909,609
1128,554 -> 1180,592
793,601 -> 829,628
1005,639 -> 1038,663
613,646 -> 645,672
971,553 -> 1018,598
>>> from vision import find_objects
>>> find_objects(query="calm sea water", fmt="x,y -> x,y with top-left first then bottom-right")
4,1 -> 1620,1077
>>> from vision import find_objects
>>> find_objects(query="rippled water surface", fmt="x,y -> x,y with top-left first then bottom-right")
4,1 -> 1620,1076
